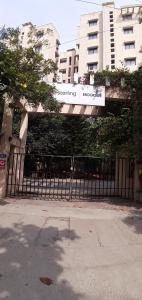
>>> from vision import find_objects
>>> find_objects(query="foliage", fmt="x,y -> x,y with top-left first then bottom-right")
89,108 -> 133,157
27,115 -> 91,156
90,69 -> 142,158
0,27 -> 59,112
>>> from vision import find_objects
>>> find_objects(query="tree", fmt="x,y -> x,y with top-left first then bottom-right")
0,27 -> 60,115
89,108 -> 133,157
26,115 -> 91,156
91,69 -> 142,158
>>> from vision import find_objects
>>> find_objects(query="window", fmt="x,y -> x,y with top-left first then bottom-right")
109,11 -> 113,15
111,48 -> 115,52
111,38 -> 114,42
35,46 -> 42,53
74,55 -> 79,64
59,69 -> 66,74
110,33 -> 114,37
111,54 -> 115,58
88,19 -> 98,26
63,80 -> 66,83
111,43 -> 115,47
68,79 -> 71,83
36,31 -> 44,38
88,47 -> 98,54
88,32 -> 98,39
60,58 -> 67,63
111,65 -> 115,70
125,58 -> 136,66
69,57 -> 72,65
110,28 -> 114,33
122,14 -> 132,21
110,24 -> 114,28
68,68 -> 71,76
123,27 -> 133,34
87,62 -> 98,71
74,67 -> 78,73
111,59 -> 115,64
124,42 -> 135,49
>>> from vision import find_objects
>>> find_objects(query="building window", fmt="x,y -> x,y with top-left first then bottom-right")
111,43 -> 115,47
111,65 -> 115,70
88,32 -> 98,40
111,59 -> 115,64
109,11 -> 113,15
124,41 -> 135,49
110,28 -> 114,33
68,79 -> 71,83
110,24 -> 114,28
59,69 -> 66,74
35,46 -> 42,53
88,47 -> 98,54
111,38 -> 114,42
69,57 -> 72,65
111,54 -> 115,58
122,14 -> 132,21
123,27 -> 133,34
60,58 -> 67,63
125,58 -> 136,66
88,19 -> 98,26
36,30 -> 44,39
87,63 -> 98,71
110,33 -> 114,37
74,67 -> 78,73
63,80 -> 66,83
111,48 -> 115,52
110,19 -> 114,22
68,68 -> 71,77
74,55 -> 79,64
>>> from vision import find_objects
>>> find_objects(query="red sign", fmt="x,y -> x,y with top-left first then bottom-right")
0,160 -> 6,170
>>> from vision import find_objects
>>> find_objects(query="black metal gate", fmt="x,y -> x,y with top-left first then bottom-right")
6,153 -> 134,200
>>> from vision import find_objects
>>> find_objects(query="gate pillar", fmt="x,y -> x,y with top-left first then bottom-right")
0,97 -> 13,198
18,112 -> 29,186
134,161 -> 142,203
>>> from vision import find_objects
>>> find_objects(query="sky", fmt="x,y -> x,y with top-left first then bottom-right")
0,0 -> 140,50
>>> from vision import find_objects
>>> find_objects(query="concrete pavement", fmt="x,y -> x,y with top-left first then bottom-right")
0,199 -> 142,299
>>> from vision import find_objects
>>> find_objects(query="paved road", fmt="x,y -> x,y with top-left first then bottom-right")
0,199 -> 142,300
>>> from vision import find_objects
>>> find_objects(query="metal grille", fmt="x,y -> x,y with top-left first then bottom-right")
6,153 -> 134,201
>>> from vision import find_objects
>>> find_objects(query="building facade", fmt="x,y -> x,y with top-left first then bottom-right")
20,22 -> 60,82
58,48 -> 79,83
76,2 -> 142,77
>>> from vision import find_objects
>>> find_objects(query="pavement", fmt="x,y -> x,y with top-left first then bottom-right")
0,198 -> 142,300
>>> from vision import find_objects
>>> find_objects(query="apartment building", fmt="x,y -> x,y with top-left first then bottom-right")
76,2 -> 142,77
19,22 -> 60,82
58,48 -> 79,83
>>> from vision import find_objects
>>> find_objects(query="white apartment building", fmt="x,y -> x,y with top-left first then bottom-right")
76,1 -> 142,77
19,22 -> 60,82
58,48 -> 79,83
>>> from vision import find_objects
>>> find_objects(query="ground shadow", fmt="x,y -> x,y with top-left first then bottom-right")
122,210 -> 142,235
0,221 -> 83,300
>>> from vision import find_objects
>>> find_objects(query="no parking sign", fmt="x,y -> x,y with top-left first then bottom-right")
0,154 -> 7,170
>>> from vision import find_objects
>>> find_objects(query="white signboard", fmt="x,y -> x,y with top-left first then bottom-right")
54,83 -> 105,106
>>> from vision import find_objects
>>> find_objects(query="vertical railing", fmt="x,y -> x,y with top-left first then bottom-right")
6,153 -> 134,201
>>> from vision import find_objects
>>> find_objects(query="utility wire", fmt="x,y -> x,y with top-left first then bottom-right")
75,0 -> 121,10
75,0 -> 142,10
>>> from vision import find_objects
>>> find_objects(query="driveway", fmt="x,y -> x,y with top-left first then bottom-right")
0,199 -> 142,300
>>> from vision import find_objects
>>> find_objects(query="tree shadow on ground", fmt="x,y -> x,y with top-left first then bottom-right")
0,221 -> 83,300
122,211 -> 142,235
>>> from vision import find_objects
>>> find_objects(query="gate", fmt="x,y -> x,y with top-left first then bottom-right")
6,153 -> 134,200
